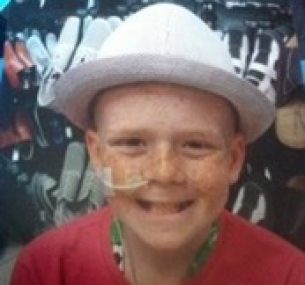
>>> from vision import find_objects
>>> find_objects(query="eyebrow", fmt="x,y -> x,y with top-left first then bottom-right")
101,128 -> 225,142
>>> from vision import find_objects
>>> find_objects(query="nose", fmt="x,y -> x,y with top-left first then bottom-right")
144,142 -> 184,184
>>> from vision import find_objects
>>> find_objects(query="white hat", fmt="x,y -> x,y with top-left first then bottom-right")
52,3 -> 275,143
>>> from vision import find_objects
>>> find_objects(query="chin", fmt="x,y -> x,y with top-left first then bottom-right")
142,231 -> 193,252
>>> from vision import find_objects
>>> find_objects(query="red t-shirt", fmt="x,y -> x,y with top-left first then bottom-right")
11,207 -> 305,285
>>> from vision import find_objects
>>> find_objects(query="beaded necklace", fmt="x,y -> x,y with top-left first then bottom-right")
111,219 -> 219,279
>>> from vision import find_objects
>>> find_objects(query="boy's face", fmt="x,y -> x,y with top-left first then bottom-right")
86,83 -> 245,251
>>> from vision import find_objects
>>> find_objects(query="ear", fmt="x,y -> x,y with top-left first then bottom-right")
227,133 -> 246,185
85,129 -> 103,173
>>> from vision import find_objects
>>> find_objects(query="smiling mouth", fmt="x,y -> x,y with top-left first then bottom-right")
136,199 -> 194,214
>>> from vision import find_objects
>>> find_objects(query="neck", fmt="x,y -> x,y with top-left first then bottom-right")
122,225 -> 212,285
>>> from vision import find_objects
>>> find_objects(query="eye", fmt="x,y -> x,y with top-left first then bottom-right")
120,138 -> 145,147
108,137 -> 146,154
183,141 -> 205,149
109,138 -> 145,147
181,140 -> 212,157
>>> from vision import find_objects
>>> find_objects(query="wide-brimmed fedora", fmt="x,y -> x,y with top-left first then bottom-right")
51,3 -> 275,143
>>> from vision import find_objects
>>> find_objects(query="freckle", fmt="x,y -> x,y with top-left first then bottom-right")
177,97 -> 185,103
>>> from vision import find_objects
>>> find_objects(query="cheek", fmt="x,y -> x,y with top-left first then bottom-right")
185,154 -> 231,198
99,150 -> 146,189
186,159 -> 230,219
108,196 -> 129,214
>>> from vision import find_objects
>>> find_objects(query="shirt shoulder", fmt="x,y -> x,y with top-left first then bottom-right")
25,207 -> 111,253
222,211 -> 304,258
10,207 -> 114,285
212,211 -> 305,284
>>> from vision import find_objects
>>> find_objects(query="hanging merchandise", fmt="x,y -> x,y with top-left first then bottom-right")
290,0 -> 305,87
0,0 -> 10,11
199,2 -> 217,29
0,170 -> 40,285
245,29 -> 282,103
52,142 -> 105,227
0,108 -> 33,149
273,29 -> 305,150
0,180 -> 39,247
0,14 -> 6,57
219,0 -> 289,9
25,141 -> 105,229
3,37 -> 37,91
276,96 -> 305,149
37,15 -> 113,110
4,0 -> 93,32
222,28 -> 249,77
275,179 -> 305,251
0,61 -> 14,130
221,7 -> 289,31
26,171 -> 57,229
4,40 -> 24,89
107,15 -> 122,30
231,169 -> 276,231
223,26 -> 291,104
271,33 -> 301,107
26,34 -> 51,82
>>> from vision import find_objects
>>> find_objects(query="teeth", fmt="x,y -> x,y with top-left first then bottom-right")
137,200 -> 152,211
151,203 -> 177,214
177,200 -> 193,212
137,199 -> 193,214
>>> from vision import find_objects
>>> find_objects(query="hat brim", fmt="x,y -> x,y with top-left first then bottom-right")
52,54 -> 275,143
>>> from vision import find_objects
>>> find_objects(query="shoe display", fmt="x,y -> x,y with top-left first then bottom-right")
107,16 -> 122,31
44,32 -> 57,56
4,40 -> 24,89
15,38 -> 34,69
245,30 -> 280,103
26,34 -> 50,78
51,16 -> 81,73
69,18 -> 112,69
223,28 -> 249,78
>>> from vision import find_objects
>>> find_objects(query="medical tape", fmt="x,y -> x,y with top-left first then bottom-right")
97,166 -> 148,196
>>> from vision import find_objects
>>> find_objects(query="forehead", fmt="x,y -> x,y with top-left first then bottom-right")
93,82 -> 237,136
